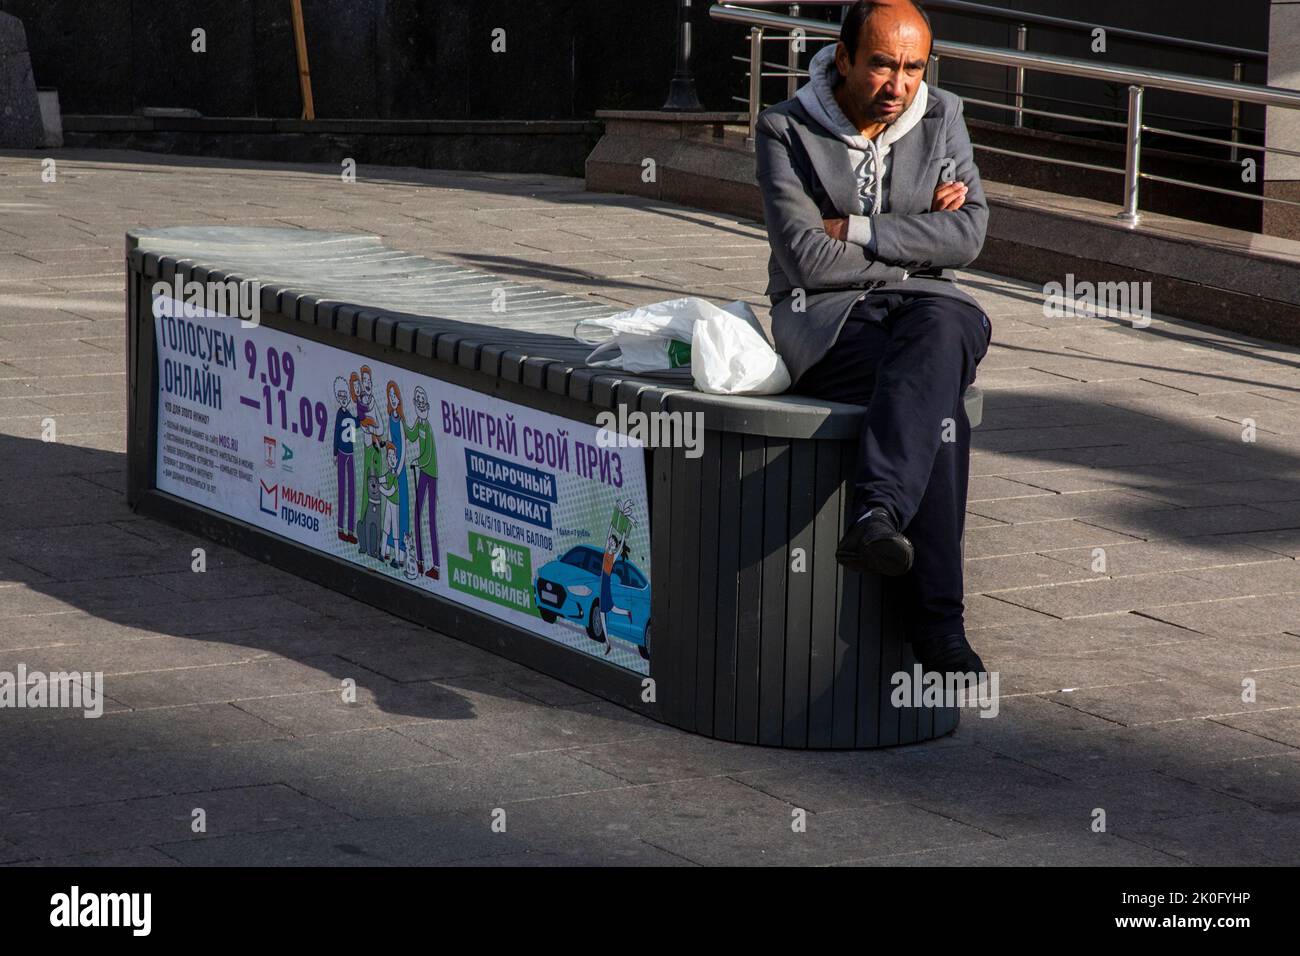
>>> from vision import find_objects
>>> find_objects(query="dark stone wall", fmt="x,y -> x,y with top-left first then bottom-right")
0,0 -> 1274,123
0,0 -> 730,119
0,10 -> 45,146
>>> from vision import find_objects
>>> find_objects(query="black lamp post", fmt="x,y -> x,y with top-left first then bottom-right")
663,0 -> 704,110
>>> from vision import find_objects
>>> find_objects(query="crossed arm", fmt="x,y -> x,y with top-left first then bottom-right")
755,114 -> 905,292
755,97 -> 987,290
825,179 -> 969,239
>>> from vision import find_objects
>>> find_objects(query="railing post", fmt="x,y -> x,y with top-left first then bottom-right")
787,4 -> 800,100
927,54 -> 939,88
745,26 -> 764,148
1014,24 -> 1027,128
1230,60 -> 1243,163
1118,84 -> 1144,226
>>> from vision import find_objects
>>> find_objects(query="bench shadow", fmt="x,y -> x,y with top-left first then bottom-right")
5,382 -> 1300,717
0,434 -> 554,730
2,380 -> 1298,862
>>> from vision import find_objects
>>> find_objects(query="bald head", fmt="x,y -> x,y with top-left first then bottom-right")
832,1 -> 933,136
841,1 -> 932,59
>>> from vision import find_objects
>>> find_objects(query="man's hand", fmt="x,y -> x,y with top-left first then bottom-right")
932,181 -> 968,212
822,217 -> 849,241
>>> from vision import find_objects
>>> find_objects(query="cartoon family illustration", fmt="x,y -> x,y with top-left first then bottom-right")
332,364 -> 440,580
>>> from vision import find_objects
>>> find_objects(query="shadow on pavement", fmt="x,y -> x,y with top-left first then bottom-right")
1,384 -> 1297,864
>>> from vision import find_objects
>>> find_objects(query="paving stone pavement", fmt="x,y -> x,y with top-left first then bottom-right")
0,150 -> 1297,866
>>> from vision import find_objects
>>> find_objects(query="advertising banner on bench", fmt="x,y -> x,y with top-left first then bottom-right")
151,296 -> 652,674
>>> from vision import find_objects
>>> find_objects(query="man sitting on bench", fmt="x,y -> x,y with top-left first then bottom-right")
756,0 -> 992,678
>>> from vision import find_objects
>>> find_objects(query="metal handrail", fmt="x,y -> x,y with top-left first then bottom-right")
942,79 -> 1260,135
973,142 -> 1122,176
709,3 -> 1300,226
735,32 -> 1264,134
1141,171 -> 1300,209
927,1 -> 1266,61
918,41 -> 1293,106
725,0 -> 1267,61
1144,124 -> 1300,159
713,6 -> 1294,105
959,95 -> 1128,130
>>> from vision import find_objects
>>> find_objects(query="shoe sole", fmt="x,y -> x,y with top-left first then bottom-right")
836,534 -> 914,576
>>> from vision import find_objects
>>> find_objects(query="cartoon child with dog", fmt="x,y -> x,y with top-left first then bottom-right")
355,417 -> 385,558
378,440 -> 405,568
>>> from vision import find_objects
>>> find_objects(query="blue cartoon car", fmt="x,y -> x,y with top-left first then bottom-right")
534,544 -> 652,659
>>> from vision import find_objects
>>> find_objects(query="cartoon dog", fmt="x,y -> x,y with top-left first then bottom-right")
357,474 -> 385,559
403,533 -> 419,580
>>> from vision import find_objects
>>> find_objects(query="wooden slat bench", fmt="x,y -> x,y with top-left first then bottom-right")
125,226 -> 983,749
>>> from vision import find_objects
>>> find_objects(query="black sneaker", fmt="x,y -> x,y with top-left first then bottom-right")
836,505 -> 914,576
912,633 -> 987,678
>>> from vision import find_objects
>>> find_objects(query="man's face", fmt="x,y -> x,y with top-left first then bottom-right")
835,7 -> 930,128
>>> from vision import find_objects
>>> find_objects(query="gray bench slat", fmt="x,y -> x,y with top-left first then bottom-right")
782,437 -> 816,748
758,437 -> 790,747
711,431 -> 743,741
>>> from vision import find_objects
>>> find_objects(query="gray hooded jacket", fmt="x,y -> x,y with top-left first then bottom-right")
795,43 -> 931,250
755,46 -> 989,385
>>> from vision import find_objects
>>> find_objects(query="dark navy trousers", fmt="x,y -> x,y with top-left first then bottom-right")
796,292 -> 991,643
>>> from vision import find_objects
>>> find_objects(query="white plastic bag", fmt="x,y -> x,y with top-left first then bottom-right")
575,297 -> 787,394
574,298 -> 701,372
691,303 -> 791,395
579,331 -> 692,373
